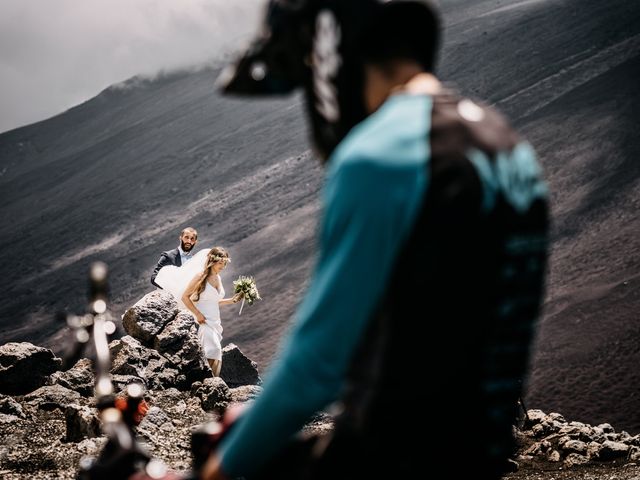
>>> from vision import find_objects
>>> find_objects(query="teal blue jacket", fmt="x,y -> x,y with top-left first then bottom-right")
218,92 -> 546,477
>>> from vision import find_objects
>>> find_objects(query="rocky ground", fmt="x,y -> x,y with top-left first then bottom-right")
1,291 -> 638,479
2,398 -> 638,480
507,463 -> 640,480
505,411 -> 640,480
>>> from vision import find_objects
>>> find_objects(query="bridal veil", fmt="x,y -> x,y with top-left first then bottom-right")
154,248 -> 211,309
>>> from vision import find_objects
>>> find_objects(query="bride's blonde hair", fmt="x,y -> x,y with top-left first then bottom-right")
188,247 -> 230,302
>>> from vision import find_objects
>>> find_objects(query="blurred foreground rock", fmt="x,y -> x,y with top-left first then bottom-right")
0,342 -> 62,395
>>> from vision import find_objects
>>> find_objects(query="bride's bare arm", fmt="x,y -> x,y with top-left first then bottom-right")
219,292 -> 243,306
182,274 -> 206,324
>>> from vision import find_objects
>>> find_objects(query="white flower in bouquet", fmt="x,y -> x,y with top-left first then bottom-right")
233,276 -> 261,315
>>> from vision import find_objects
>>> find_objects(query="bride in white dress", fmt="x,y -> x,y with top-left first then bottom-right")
154,246 -> 241,376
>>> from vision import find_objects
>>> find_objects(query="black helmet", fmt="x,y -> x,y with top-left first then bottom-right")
217,0 -> 439,160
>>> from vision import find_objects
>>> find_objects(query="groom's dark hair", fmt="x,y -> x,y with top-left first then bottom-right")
181,227 -> 198,239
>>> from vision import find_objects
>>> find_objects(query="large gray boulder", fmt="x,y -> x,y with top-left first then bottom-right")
65,404 -> 100,443
122,290 -> 179,345
154,311 -> 210,386
110,333 -> 209,390
0,394 -> 26,419
220,344 -> 261,388
110,336 -> 178,390
192,377 -> 231,412
0,342 -> 62,395
22,384 -> 82,411
111,374 -> 147,393
154,310 -> 197,359
120,292 -> 211,388
598,440 -> 629,460
110,335 -> 158,376
51,358 -> 94,397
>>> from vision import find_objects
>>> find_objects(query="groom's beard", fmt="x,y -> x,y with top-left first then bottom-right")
181,240 -> 195,252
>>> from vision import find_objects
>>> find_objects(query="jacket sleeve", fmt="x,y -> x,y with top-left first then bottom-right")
151,252 -> 172,288
218,156 -> 427,478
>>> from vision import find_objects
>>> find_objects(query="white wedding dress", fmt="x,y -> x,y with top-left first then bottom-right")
154,248 -> 225,361
195,278 -> 225,361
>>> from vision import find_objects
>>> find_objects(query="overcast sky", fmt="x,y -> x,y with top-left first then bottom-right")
0,0 -> 263,134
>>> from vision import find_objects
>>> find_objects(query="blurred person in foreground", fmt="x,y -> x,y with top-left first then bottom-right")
202,1 -> 549,478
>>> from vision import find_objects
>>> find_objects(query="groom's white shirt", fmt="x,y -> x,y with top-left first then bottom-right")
178,246 -> 193,265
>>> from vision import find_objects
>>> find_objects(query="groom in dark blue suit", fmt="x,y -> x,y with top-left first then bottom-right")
151,227 -> 198,288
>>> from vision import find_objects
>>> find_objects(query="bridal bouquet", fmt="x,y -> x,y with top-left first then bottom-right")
233,276 -> 261,315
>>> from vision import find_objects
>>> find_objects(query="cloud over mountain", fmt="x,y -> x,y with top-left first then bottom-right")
0,0 -> 263,133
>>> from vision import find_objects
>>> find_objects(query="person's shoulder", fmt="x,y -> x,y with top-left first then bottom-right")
162,248 -> 179,258
431,88 -> 524,157
330,94 -> 432,174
